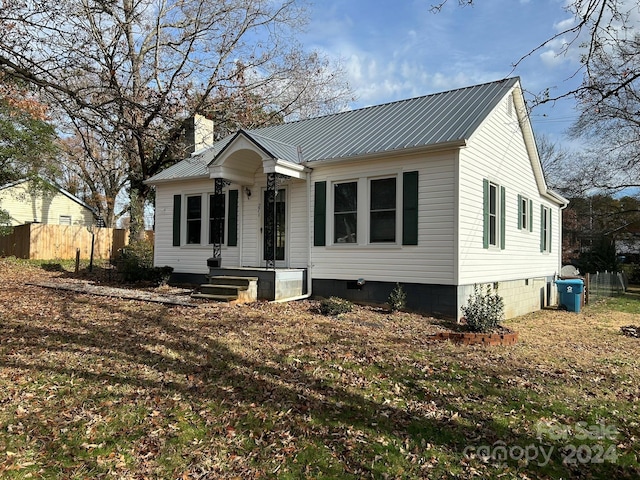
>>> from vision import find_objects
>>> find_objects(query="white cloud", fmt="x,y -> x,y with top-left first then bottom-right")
553,17 -> 575,32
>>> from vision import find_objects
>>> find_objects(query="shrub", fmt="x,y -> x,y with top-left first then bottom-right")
461,283 -> 504,333
119,239 -> 173,285
319,296 -> 353,316
388,282 -> 407,312
0,208 -> 13,237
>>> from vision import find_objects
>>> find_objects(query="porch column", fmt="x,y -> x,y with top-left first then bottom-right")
207,177 -> 228,268
265,173 -> 277,269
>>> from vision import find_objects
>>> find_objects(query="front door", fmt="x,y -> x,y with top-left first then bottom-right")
263,188 -> 286,266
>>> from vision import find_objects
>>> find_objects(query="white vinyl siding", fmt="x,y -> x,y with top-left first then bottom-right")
311,153 -> 456,285
153,179 -> 240,274
237,173 -> 308,269
0,180 -> 94,227
458,92 -> 562,284
59,215 -> 72,225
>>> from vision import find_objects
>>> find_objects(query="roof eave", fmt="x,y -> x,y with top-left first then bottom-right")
302,139 -> 468,166
544,189 -> 569,207
145,174 -> 210,186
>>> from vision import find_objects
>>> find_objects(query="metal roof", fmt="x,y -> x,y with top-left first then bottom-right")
147,77 -> 519,183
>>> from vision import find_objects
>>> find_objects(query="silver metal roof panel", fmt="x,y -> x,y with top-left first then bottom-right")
147,77 -> 518,183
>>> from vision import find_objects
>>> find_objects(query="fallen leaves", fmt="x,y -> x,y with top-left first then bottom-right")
1,258 -> 640,478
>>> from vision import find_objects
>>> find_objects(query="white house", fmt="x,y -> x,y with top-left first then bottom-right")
146,77 -> 568,319
0,178 -> 97,227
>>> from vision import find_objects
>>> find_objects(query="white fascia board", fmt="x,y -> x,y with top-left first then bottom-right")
262,159 -> 311,179
208,165 -> 254,185
301,140 -> 467,167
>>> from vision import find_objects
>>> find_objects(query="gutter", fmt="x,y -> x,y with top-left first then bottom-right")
304,168 -> 314,299
301,139 -> 468,168
271,168 -> 314,303
144,174 -> 210,186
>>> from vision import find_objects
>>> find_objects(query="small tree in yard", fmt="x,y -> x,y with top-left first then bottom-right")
461,284 -> 504,333
119,239 -> 173,285
388,283 -> 407,312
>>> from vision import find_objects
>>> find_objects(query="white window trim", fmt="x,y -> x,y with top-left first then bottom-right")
207,191 -> 228,246
542,205 -> 552,253
185,193 -> 203,245
368,175 -> 400,245
180,189 -> 229,247
519,194 -> 530,232
330,179 -> 359,245
327,172 -> 402,247
488,181 -> 500,248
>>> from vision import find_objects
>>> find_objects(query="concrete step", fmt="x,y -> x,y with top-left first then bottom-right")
195,275 -> 258,304
205,275 -> 258,287
190,292 -> 237,302
199,284 -> 245,296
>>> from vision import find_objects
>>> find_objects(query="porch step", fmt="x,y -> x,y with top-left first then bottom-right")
199,283 -> 247,296
205,275 -> 259,287
190,293 -> 238,302
191,275 -> 258,304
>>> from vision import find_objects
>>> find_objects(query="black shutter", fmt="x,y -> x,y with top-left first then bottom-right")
172,194 -> 181,247
402,171 -> 419,245
314,181 -> 326,246
483,179 -> 489,249
227,189 -> 238,246
500,186 -> 506,250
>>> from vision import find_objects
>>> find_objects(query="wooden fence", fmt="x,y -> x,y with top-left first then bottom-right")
0,224 -> 151,260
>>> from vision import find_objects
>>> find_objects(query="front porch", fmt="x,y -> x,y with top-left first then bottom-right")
201,267 -> 307,302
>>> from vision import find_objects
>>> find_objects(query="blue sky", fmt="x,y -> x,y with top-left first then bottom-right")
302,0 -> 583,146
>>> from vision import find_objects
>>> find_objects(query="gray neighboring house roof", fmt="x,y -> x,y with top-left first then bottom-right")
147,77 -> 520,184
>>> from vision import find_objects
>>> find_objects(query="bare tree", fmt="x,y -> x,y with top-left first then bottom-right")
431,1 -> 638,107
434,1 -> 640,193
0,0 -> 353,237
535,133 -> 575,193
58,123 -> 128,228
569,30 -> 640,192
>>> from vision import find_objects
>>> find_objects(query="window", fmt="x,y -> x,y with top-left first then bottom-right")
483,179 -> 505,249
370,177 -> 396,242
488,182 -> 498,247
209,193 -> 225,244
518,195 -> 532,231
59,215 -> 72,225
541,205 -> 552,252
334,181 -> 357,243
186,195 -> 202,244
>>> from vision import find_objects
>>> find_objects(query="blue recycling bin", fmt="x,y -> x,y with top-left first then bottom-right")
555,278 -> 584,313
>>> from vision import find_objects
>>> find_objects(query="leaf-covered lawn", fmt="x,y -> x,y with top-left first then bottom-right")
0,258 -> 639,479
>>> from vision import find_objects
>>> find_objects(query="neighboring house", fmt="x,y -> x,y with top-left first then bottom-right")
0,178 -> 97,227
146,77 -> 568,319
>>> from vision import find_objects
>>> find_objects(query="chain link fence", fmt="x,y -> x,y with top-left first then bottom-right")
586,271 -> 628,302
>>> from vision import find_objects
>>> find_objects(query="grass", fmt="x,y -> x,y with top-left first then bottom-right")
0,257 -> 639,479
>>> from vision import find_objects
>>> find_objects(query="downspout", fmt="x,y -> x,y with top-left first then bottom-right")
272,169 -> 313,302
306,168 -> 313,297
239,184 -> 244,267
